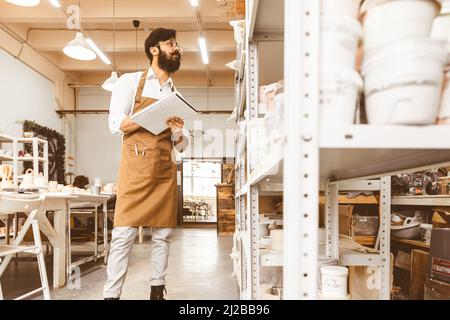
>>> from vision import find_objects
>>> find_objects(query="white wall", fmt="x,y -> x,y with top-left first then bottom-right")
0,48 -> 61,136
75,86 -> 236,183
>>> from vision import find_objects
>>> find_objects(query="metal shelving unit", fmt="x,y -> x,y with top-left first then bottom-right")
234,0 -> 450,300
0,134 -> 49,188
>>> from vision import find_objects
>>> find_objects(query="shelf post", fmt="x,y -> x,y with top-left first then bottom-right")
12,138 -> 18,188
43,140 -> 49,182
380,176 -> 391,300
249,185 -> 260,299
325,182 -> 339,260
283,0 -> 320,300
32,138 -> 39,178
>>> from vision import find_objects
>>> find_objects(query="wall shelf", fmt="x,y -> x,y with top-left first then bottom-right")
0,135 -> 13,143
391,237 -> 430,249
320,125 -> 450,181
392,195 -> 450,206
339,249 -> 380,267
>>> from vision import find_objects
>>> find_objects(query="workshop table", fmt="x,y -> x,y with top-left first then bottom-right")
0,192 -> 111,288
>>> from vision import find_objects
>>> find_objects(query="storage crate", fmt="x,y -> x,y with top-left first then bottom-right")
352,215 -> 379,236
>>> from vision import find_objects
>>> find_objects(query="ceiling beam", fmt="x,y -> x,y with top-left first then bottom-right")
27,29 -> 235,53
55,51 -> 235,72
0,0 -> 225,24
68,70 -> 234,87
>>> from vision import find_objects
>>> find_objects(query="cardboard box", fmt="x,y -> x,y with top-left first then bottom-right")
424,277 -> 450,300
410,250 -> 429,300
427,228 -> 450,283
349,253 -> 394,300
339,205 -> 353,236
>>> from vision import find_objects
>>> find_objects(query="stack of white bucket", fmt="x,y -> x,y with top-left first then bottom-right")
361,0 -> 449,124
318,228 -> 349,299
435,1 -> 450,123
320,0 -> 364,126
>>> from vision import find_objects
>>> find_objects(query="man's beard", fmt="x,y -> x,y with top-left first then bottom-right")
157,50 -> 181,74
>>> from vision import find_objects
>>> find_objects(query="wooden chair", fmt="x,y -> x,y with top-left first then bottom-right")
0,195 -> 50,300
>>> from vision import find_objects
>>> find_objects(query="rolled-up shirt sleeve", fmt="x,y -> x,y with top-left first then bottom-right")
108,73 -> 135,135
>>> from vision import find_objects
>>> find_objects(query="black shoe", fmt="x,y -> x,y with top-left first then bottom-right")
150,285 -> 167,300
104,297 -> 120,300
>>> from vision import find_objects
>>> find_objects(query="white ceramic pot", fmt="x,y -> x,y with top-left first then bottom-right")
34,173 -> 47,188
318,259 -> 338,291
362,38 -> 447,124
321,266 -> 349,298
322,0 -> 362,18
320,69 -> 364,126
270,229 -> 283,251
439,67 -> 450,122
431,14 -> 450,41
321,15 -> 363,70
258,222 -> 270,237
362,0 -> 440,51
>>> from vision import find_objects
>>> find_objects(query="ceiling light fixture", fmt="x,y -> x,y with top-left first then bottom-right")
190,0 -> 199,7
5,0 -> 40,6
102,71 -> 118,92
86,38 -> 111,65
49,0 -> 61,8
63,0 -> 97,61
63,32 -> 96,61
198,37 -> 209,65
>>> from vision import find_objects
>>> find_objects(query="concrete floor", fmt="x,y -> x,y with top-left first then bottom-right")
1,228 -> 239,300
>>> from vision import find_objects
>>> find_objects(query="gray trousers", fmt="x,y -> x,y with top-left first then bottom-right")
103,226 -> 172,299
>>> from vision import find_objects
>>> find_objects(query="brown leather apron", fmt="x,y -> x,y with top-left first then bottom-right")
114,70 -> 178,227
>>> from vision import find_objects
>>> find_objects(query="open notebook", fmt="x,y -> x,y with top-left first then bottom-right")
131,92 -> 198,135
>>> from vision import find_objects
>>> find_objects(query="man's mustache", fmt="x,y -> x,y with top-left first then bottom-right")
171,53 -> 182,60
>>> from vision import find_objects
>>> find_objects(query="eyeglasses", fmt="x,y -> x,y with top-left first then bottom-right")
155,39 -> 183,54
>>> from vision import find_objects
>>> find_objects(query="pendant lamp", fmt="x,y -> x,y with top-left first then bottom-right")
102,71 -> 118,92
63,32 -> 96,61
63,0 -> 96,61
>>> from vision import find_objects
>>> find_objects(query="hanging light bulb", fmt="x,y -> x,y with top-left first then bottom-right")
102,71 -> 118,92
63,32 -> 96,61
5,0 -> 40,6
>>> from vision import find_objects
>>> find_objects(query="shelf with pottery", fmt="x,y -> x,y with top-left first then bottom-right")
247,0 -> 284,40
319,125 -> 450,181
391,237 -> 430,250
259,249 -> 283,267
0,134 -> 13,143
236,146 -> 283,196
0,156 -> 13,162
392,194 -> 450,206
339,248 -> 380,267
16,157 -> 47,162
16,137 -> 48,144
319,194 -> 379,205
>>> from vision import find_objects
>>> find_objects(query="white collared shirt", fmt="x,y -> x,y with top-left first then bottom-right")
108,67 -> 176,135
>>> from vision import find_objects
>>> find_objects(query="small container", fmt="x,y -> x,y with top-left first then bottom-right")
352,215 -> 379,236
419,223 -> 433,244
91,185 -> 101,195
321,266 -> 349,298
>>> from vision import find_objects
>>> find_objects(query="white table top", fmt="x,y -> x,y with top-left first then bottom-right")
0,192 -> 112,201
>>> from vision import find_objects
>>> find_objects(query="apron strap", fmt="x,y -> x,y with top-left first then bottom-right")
134,69 -> 149,103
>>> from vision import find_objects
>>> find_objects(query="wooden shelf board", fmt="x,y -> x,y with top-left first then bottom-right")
319,195 -> 379,205
391,237 -> 430,249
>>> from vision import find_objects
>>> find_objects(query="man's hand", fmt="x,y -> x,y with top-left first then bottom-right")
166,117 -> 184,133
